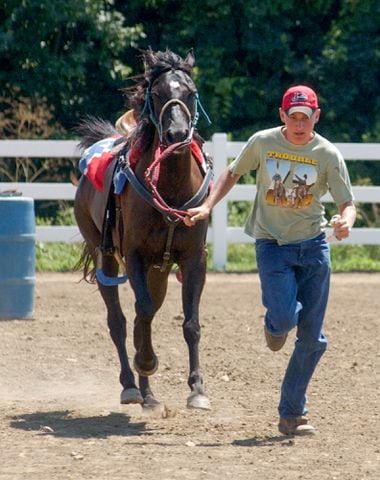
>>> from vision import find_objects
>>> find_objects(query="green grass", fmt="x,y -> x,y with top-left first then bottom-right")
36,242 -> 380,273
36,242 -> 83,272
329,244 -> 380,272
35,207 -> 380,273
207,243 -> 380,273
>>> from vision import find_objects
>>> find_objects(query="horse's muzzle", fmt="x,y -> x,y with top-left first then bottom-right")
163,126 -> 191,145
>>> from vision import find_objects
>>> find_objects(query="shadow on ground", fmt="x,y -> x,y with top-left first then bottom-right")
10,410 -> 150,439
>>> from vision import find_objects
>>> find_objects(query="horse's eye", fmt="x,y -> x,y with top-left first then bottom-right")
151,91 -> 166,102
187,92 -> 197,110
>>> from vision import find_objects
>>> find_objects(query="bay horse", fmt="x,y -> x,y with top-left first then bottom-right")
74,49 -> 212,410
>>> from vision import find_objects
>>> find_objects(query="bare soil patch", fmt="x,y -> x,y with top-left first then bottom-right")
0,272 -> 379,479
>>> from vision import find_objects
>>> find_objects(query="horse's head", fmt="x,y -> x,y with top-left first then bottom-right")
142,49 -> 198,147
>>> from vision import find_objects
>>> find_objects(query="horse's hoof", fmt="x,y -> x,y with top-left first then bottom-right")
133,354 -> 159,377
143,396 -> 160,410
187,393 -> 211,410
120,388 -> 144,405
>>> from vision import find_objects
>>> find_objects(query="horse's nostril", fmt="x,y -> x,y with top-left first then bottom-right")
166,130 -> 174,144
166,128 -> 189,145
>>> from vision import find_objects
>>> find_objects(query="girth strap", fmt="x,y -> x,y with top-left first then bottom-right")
153,219 -> 179,272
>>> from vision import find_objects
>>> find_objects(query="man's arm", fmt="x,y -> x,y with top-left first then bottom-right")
183,167 -> 241,226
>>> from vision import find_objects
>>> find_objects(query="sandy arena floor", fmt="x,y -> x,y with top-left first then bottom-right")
0,272 -> 379,479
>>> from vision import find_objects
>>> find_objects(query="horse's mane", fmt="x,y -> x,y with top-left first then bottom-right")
125,49 -> 203,153
128,48 -> 193,114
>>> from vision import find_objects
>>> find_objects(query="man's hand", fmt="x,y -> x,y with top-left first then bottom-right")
331,215 -> 351,240
183,205 -> 211,227
183,167 -> 241,227
330,201 -> 356,241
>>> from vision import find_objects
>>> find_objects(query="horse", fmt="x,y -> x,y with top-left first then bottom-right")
74,48 -> 212,410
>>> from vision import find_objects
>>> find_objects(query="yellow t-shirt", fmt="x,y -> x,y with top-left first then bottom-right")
229,126 -> 354,245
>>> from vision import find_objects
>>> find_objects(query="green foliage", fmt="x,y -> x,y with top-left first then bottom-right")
35,242 -> 82,272
330,244 -> 380,272
0,0 -> 144,132
115,0 -> 380,143
36,242 -> 380,272
36,206 -> 76,226
1,0 -> 379,141
318,0 -> 380,142
228,201 -> 252,226
1,0 -> 379,272
226,243 -> 257,272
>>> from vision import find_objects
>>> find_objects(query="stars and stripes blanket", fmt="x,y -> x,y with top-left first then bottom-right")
78,136 -> 123,191
79,136 -> 208,193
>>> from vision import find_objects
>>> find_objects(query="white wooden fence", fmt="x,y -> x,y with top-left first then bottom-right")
0,134 -> 379,269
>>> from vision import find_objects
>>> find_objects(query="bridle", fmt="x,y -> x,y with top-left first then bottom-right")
137,67 -> 212,223
142,68 -> 211,146
158,98 -> 195,144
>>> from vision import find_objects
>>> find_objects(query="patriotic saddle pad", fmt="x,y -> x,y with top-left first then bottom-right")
79,136 -> 209,193
78,136 -> 124,192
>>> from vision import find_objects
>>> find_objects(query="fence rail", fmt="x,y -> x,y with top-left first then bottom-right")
1,135 -> 379,269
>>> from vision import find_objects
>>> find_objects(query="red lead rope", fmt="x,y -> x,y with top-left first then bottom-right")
144,139 -> 192,221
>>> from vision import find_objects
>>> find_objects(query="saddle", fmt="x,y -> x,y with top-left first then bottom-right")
87,153 -> 125,286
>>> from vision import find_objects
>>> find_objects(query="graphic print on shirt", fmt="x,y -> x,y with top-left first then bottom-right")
265,151 -> 318,209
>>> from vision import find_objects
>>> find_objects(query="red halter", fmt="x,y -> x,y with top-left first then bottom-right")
144,139 -> 194,221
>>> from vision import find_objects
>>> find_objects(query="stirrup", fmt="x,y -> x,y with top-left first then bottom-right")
95,247 -> 128,286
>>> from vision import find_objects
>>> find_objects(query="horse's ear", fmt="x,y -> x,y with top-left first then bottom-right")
144,48 -> 157,70
185,48 -> 195,68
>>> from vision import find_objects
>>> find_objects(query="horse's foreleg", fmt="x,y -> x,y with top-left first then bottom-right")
128,259 -> 170,408
98,255 -> 143,405
126,256 -> 159,394
127,257 -> 159,377
180,255 -> 210,410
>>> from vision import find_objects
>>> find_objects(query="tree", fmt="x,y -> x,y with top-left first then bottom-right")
317,0 -> 380,142
1,0 -> 379,144
0,0 -> 143,134
116,0 -> 380,143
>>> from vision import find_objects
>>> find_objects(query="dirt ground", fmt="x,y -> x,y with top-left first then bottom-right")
0,272 -> 379,480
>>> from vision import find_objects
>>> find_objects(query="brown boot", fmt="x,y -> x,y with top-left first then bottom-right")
278,416 -> 316,436
264,327 -> 288,351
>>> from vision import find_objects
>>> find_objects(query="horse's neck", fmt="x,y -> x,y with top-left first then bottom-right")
164,150 -> 203,206
161,147 -> 193,181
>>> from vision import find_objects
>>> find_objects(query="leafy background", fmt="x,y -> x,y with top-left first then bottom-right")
0,0 -> 379,270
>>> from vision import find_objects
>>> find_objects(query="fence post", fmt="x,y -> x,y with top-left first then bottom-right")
211,133 -> 228,270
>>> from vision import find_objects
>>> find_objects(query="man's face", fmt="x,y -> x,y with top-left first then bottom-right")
279,109 -> 320,145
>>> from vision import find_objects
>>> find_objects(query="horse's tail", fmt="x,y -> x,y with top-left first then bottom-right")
76,116 -> 119,150
73,242 -> 96,284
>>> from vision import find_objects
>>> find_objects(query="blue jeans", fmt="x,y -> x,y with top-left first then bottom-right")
255,233 -> 330,419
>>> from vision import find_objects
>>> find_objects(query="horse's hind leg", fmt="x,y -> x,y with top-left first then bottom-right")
75,193 -> 142,405
97,258 -> 143,405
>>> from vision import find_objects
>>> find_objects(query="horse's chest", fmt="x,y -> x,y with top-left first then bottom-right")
127,217 -> 196,257
126,214 -> 173,247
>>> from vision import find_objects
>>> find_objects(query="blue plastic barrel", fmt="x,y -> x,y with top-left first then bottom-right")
0,196 -> 36,319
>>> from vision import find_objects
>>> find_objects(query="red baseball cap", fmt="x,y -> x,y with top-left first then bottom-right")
282,85 -> 319,118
